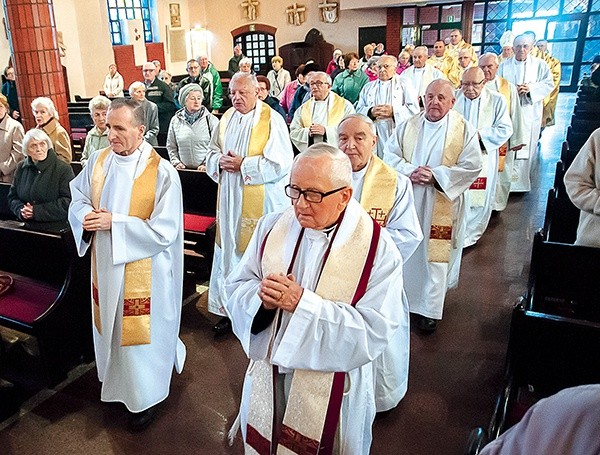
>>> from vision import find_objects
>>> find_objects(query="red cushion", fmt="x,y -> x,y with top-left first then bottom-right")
184,214 -> 215,233
0,274 -> 60,325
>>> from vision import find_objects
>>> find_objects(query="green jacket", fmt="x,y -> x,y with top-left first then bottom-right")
331,70 -> 369,105
200,63 -> 223,111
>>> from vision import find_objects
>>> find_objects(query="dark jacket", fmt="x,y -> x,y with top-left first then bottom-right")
263,96 -> 286,120
145,77 -> 178,133
8,148 -> 74,221
1,80 -> 19,115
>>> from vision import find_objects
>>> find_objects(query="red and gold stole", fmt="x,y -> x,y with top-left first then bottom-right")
245,206 -> 380,455
216,102 -> 271,253
497,77 -> 512,173
300,92 -> 347,128
402,111 -> 465,263
90,147 -> 160,346
360,156 -> 397,227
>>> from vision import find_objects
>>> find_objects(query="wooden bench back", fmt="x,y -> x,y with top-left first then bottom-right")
178,169 -> 217,217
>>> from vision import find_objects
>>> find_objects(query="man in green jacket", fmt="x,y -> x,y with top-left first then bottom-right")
198,55 -> 223,114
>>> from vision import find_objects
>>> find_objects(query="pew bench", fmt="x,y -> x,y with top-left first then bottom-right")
543,185 -> 579,244
0,221 -> 93,386
0,182 -> 14,220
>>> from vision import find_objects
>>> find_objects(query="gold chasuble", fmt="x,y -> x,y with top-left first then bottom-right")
496,77 -> 512,173
360,156 -> 397,226
402,112 -> 465,262
245,207 -> 380,455
299,93 -> 347,128
217,104 -> 271,252
90,147 -> 160,346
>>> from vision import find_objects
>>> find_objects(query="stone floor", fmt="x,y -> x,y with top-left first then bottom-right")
0,93 -> 576,455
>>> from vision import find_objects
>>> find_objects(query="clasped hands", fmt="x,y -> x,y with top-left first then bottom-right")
516,83 -> 530,96
370,104 -> 393,119
308,123 -> 326,137
83,208 -> 112,231
410,166 -> 435,186
219,151 -> 243,173
20,202 -> 34,220
258,273 -> 304,313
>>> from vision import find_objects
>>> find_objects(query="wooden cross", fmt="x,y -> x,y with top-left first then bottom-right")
241,0 -> 259,21
318,0 -> 339,23
286,3 -> 306,26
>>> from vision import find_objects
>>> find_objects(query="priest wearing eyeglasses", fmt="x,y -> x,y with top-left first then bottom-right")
225,143 -> 406,454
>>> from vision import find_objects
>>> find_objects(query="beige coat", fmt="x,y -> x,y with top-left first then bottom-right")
40,117 -> 72,163
0,114 -> 25,182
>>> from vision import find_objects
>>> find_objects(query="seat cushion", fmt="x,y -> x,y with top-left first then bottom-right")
0,273 -> 60,325
184,214 -> 215,233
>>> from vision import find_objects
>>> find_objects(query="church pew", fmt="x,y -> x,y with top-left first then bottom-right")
566,126 -> 590,152
0,182 -> 15,220
0,221 -> 93,386
155,146 -> 170,160
570,118 -> 600,136
559,141 -> 579,172
68,112 -> 93,131
543,187 -> 579,244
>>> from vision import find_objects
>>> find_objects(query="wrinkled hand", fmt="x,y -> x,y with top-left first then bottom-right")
20,202 -> 33,220
410,166 -> 435,186
372,104 -> 393,119
11,110 -> 20,120
258,273 -> 304,312
83,208 -> 112,231
175,162 -> 186,170
219,151 -> 243,173
309,123 -> 326,137
517,84 -> 530,96
197,164 -> 206,172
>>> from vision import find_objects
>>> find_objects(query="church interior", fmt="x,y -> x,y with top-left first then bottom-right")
1,0 -> 600,454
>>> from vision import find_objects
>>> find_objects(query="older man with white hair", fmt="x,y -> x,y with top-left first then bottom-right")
498,33 -> 554,192
454,67 -> 513,247
142,61 -> 177,134
128,81 -> 159,146
399,46 -> 446,107
290,71 -> 355,152
355,55 -> 419,158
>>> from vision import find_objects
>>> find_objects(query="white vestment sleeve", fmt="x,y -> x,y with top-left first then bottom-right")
528,59 -> 554,105
68,156 -> 96,256
205,122 -> 223,183
564,132 -> 600,215
382,120 -> 418,176
479,94 -> 513,152
289,106 -> 310,151
385,175 -> 423,261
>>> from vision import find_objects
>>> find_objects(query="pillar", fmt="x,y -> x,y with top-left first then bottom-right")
2,0 -> 69,133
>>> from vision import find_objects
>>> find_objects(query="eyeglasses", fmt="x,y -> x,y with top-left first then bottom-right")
377,64 -> 395,69
309,81 -> 328,87
285,184 -> 346,203
461,80 -> 485,87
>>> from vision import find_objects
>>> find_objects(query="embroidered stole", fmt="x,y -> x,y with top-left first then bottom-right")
360,156 -> 397,226
300,93 -> 346,128
402,112 -> 464,262
90,147 -> 160,346
216,103 -> 271,252
245,207 -> 380,455
497,77 -> 511,173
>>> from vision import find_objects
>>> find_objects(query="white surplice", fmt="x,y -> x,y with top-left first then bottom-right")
289,93 -> 355,152
68,141 -> 186,412
355,75 -> 420,158
454,89 -> 512,247
498,56 -> 554,192
225,199 -> 405,454
383,111 -> 482,319
352,161 -> 422,412
485,76 -> 528,211
398,64 -> 446,101
205,101 -> 294,316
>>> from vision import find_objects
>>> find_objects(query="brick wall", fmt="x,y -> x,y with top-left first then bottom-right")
112,43 -> 165,91
386,8 -> 402,58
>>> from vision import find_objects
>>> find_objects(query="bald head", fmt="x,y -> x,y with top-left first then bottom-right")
424,79 -> 455,122
479,53 -> 499,82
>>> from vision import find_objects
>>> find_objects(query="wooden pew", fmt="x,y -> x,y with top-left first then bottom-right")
566,125 -> 590,152
0,221 -> 93,386
0,182 -> 14,220
155,145 -> 170,161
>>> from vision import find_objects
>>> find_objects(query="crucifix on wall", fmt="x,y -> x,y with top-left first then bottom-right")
318,0 -> 339,23
286,3 -> 306,26
241,0 -> 259,21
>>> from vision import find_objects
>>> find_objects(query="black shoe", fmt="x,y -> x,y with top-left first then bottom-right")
416,316 -> 438,334
129,405 -> 157,432
213,317 -> 232,335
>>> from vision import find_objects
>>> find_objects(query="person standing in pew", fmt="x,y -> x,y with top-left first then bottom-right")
68,97 -> 186,431
8,129 -> 73,221
564,128 -> 600,247
81,96 -> 111,167
32,97 -> 72,163
0,93 -> 24,183
167,83 -> 218,171
206,72 -> 294,335
128,82 -> 159,147
142,61 -> 177,136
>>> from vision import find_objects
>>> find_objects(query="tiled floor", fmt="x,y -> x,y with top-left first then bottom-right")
0,93 -> 576,455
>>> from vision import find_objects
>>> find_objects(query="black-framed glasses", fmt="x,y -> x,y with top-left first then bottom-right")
285,184 -> 346,203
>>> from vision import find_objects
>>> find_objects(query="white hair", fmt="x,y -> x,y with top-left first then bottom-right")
308,71 -> 332,85
22,128 -> 53,155
31,97 -> 59,119
239,57 -> 252,67
88,95 -> 111,113
338,113 -> 377,136
479,52 -> 500,66
294,143 -> 352,188
230,72 -> 259,89
128,81 -> 145,94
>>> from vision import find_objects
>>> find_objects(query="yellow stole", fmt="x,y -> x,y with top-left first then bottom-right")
246,206 -> 376,455
402,112 -> 465,263
90,146 -> 160,346
216,103 -> 271,252
300,92 -> 346,128
360,156 -> 397,226
497,77 -> 511,173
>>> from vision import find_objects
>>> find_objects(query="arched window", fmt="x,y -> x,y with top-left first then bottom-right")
232,24 -> 277,75
107,0 -> 154,45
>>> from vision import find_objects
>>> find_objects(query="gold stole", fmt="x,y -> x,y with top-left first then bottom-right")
360,156 -> 397,226
90,147 -> 160,346
216,104 -> 271,252
402,112 -> 464,263
246,207 -> 375,455
300,93 -> 346,128
497,77 -> 511,173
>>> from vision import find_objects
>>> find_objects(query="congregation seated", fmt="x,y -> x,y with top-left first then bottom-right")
128,81 -> 159,146
1,65 -> 20,120
81,95 -> 110,167
7,129 -> 74,222
278,63 -> 305,123
0,93 -> 25,183
32,96 -> 72,163
166,83 -> 218,170
256,75 -> 286,119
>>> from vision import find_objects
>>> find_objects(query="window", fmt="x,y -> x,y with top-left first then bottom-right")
399,3 -> 462,48
234,32 -> 276,74
107,0 -> 153,45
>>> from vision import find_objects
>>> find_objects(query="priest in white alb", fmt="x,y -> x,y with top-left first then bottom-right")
338,114 -> 422,412
454,67 -> 513,247
289,71 -> 355,153
206,72 -> 294,335
68,98 -> 186,430
225,145 -> 406,454
383,79 -> 482,333
399,46 -> 446,108
355,55 -> 419,158
498,33 -> 554,192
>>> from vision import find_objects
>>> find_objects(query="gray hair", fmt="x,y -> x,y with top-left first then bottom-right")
293,143 -> 352,188
479,52 -> 499,66
414,46 -> 429,56
338,113 -> 377,136
23,128 -> 53,155
128,81 -> 145,94
308,71 -> 332,85
515,33 -> 535,45
108,98 -> 145,128
367,56 -> 381,67
230,72 -> 259,89
88,95 -> 111,113
31,97 -> 59,119
239,57 -> 252,67
379,55 -> 398,66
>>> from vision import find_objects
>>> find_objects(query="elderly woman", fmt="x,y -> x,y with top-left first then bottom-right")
331,52 -> 368,104
365,56 -> 380,81
267,56 -> 291,100
0,94 -> 24,183
128,81 -> 159,146
256,76 -> 286,119
8,129 -> 74,222
166,83 -> 219,170
279,64 -> 305,122
396,51 -> 412,75
81,95 -> 111,167
238,57 -> 253,74
31,97 -> 72,163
